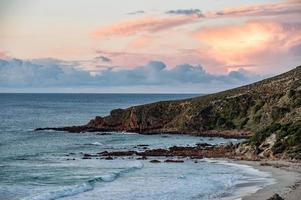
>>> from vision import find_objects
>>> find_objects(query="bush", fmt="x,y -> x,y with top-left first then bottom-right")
271,121 -> 301,157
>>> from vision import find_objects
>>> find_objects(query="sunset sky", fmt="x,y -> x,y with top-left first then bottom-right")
0,0 -> 300,93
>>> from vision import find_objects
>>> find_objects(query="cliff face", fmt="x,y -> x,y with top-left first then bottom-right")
84,65 -> 301,138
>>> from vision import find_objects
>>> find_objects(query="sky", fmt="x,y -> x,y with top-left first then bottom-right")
0,0 -> 300,93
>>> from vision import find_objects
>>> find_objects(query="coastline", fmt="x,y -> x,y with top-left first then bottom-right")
231,160 -> 301,200
79,139 -> 301,199
79,142 -> 301,200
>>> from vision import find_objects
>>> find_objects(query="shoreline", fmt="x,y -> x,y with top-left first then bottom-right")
230,160 -> 301,200
80,140 -> 301,199
36,129 -> 301,199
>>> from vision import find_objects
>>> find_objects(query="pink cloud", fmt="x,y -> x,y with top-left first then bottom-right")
93,20 -> 301,74
127,36 -> 153,49
89,1 -> 301,74
0,50 -> 9,59
92,16 -> 197,38
193,20 -> 301,73
204,1 -> 301,18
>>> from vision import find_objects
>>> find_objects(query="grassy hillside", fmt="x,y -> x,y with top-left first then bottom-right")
88,65 -> 300,137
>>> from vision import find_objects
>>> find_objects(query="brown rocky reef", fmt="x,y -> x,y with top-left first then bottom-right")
97,143 -> 234,159
36,65 -> 301,140
79,143 -> 237,160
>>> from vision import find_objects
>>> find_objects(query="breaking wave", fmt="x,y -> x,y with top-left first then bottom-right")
25,161 -> 143,200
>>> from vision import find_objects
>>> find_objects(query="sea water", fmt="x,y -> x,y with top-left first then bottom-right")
0,94 -> 274,200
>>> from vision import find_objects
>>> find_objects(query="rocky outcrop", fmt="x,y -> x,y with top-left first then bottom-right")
238,120 -> 301,160
93,143 -> 235,160
36,65 -> 301,140
267,194 -> 284,200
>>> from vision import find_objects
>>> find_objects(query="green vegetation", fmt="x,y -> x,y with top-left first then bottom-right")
249,121 -> 301,159
272,121 -> 301,159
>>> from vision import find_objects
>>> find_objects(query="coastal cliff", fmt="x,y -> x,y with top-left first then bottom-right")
37,65 -> 301,159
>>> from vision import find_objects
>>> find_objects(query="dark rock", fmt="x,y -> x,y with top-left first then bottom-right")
110,109 -> 124,117
150,160 -> 161,163
164,159 -> 184,163
139,148 -> 169,156
82,153 -> 96,159
98,150 -> 137,156
196,143 -> 212,148
87,116 -> 104,127
137,144 -> 149,147
267,193 -> 284,200
93,144 -> 232,159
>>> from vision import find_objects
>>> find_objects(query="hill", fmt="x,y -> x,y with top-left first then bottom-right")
37,65 -> 301,158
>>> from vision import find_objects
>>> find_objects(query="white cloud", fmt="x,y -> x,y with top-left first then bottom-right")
0,58 -> 264,93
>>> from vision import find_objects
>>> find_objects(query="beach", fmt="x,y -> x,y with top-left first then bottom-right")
235,160 -> 301,200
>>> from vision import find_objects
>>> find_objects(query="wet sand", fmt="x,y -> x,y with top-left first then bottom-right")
233,160 -> 301,200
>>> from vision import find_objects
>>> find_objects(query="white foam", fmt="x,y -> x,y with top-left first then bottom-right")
119,131 -> 138,135
201,158 -> 275,200
203,158 -> 273,179
23,161 -> 144,200
96,173 -> 118,182
26,183 -> 93,200
90,142 -> 102,146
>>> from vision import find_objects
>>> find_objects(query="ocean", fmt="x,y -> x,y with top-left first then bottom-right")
0,93 -> 274,200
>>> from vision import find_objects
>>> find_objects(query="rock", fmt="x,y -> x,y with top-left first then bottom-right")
150,160 -> 161,163
93,144 -> 233,159
164,159 -> 184,163
87,116 -> 104,127
267,193 -> 284,200
258,134 -> 276,159
110,109 -> 124,117
98,150 -> 136,156
196,143 -> 212,148
82,153 -> 96,159
139,148 -> 169,156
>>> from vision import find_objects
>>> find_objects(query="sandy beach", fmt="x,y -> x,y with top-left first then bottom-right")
233,160 -> 301,200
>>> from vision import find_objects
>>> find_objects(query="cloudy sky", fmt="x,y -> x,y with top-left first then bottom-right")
0,0 -> 300,93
